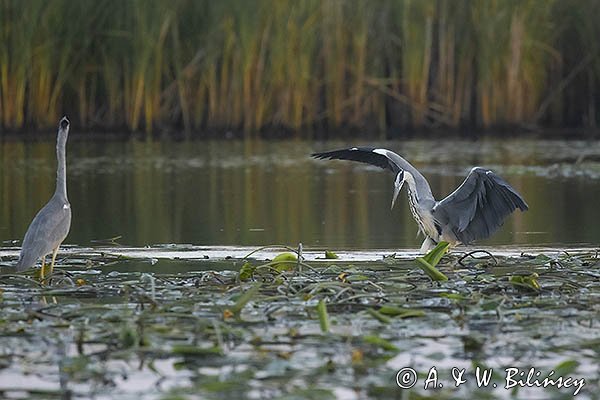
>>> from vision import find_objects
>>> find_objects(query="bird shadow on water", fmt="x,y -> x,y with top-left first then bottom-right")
0,244 -> 598,399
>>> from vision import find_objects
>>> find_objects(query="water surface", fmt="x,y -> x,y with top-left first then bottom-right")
1,137 -> 600,249
1,136 -> 600,399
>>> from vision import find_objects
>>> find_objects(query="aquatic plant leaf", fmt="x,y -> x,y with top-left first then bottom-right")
367,308 -> 391,323
362,335 -> 399,352
2,241 -> 598,398
270,252 -> 297,272
337,272 -> 349,283
377,306 -> 425,318
238,262 -> 256,281
509,273 -> 540,291
317,299 -> 330,333
171,345 -> 222,356
415,257 -> 448,281
440,293 -> 469,301
346,274 -> 369,282
552,360 -> 579,376
480,300 -> 502,311
230,283 -> 261,315
422,241 -> 450,266
415,241 -> 449,281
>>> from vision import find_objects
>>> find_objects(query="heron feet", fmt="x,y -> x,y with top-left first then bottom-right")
49,246 -> 59,277
40,256 -> 47,280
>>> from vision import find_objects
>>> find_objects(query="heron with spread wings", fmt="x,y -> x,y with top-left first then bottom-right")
312,147 -> 528,252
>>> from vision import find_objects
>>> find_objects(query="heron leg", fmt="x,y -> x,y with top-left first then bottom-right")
41,296 -> 58,305
40,256 -> 47,280
419,237 -> 436,253
49,246 -> 60,276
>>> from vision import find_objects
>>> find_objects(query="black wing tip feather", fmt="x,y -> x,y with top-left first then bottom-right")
311,147 -> 394,171
311,151 -> 338,159
478,167 -> 529,212
441,167 -> 529,244
496,180 -> 529,212
311,147 -> 374,158
513,190 -> 529,211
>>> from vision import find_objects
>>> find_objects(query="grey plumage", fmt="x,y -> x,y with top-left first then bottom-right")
433,168 -> 528,244
312,147 -> 528,252
16,117 -> 72,273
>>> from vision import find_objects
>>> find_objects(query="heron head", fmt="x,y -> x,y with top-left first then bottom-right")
60,117 -> 70,131
390,169 -> 405,210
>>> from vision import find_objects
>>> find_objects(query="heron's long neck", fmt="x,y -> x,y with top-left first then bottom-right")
55,132 -> 68,199
404,171 -> 439,239
393,156 -> 435,202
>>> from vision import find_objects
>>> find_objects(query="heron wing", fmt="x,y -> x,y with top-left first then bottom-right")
433,167 -> 528,244
311,147 -> 402,173
17,199 -> 71,271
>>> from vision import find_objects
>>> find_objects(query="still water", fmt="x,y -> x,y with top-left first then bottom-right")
1,137 -> 600,249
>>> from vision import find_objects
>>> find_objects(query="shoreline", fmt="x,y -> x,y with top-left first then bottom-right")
1,126 -> 599,141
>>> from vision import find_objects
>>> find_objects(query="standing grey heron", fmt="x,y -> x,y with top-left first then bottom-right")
16,117 -> 72,278
312,147 -> 528,252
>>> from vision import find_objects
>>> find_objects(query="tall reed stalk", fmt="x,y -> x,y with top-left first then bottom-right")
0,0 -> 598,135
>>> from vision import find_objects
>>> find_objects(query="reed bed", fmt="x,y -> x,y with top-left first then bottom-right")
0,0 -> 598,136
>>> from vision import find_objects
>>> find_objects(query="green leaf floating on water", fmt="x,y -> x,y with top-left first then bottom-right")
325,250 -> 339,259
377,306 -> 425,318
509,273 -> 541,291
367,308 -> 391,324
363,335 -> 399,352
552,360 -> 579,376
440,292 -> 469,301
415,241 -> 449,281
368,306 -> 425,324
270,252 -> 297,272
238,262 -> 256,281
171,345 -> 223,356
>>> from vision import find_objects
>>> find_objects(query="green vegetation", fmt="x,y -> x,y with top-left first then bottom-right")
0,245 -> 598,398
415,241 -> 450,281
0,0 -> 599,136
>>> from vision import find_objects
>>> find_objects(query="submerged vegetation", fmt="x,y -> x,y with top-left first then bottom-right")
0,245 -> 598,398
0,0 -> 599,136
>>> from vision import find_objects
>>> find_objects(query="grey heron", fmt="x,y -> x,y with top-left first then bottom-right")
16,117 -> 72,278
312,147 -> 528,252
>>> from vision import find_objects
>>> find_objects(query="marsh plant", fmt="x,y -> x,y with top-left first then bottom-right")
0,0 -> 599,135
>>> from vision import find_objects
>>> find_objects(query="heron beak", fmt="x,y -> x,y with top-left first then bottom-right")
391,170 -> 405,210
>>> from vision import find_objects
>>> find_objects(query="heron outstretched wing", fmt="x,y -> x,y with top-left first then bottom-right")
312,147 -> 402,173
433,167 -> 528,244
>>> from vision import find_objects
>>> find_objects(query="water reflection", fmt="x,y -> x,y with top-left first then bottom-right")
1,137 -> 600,249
